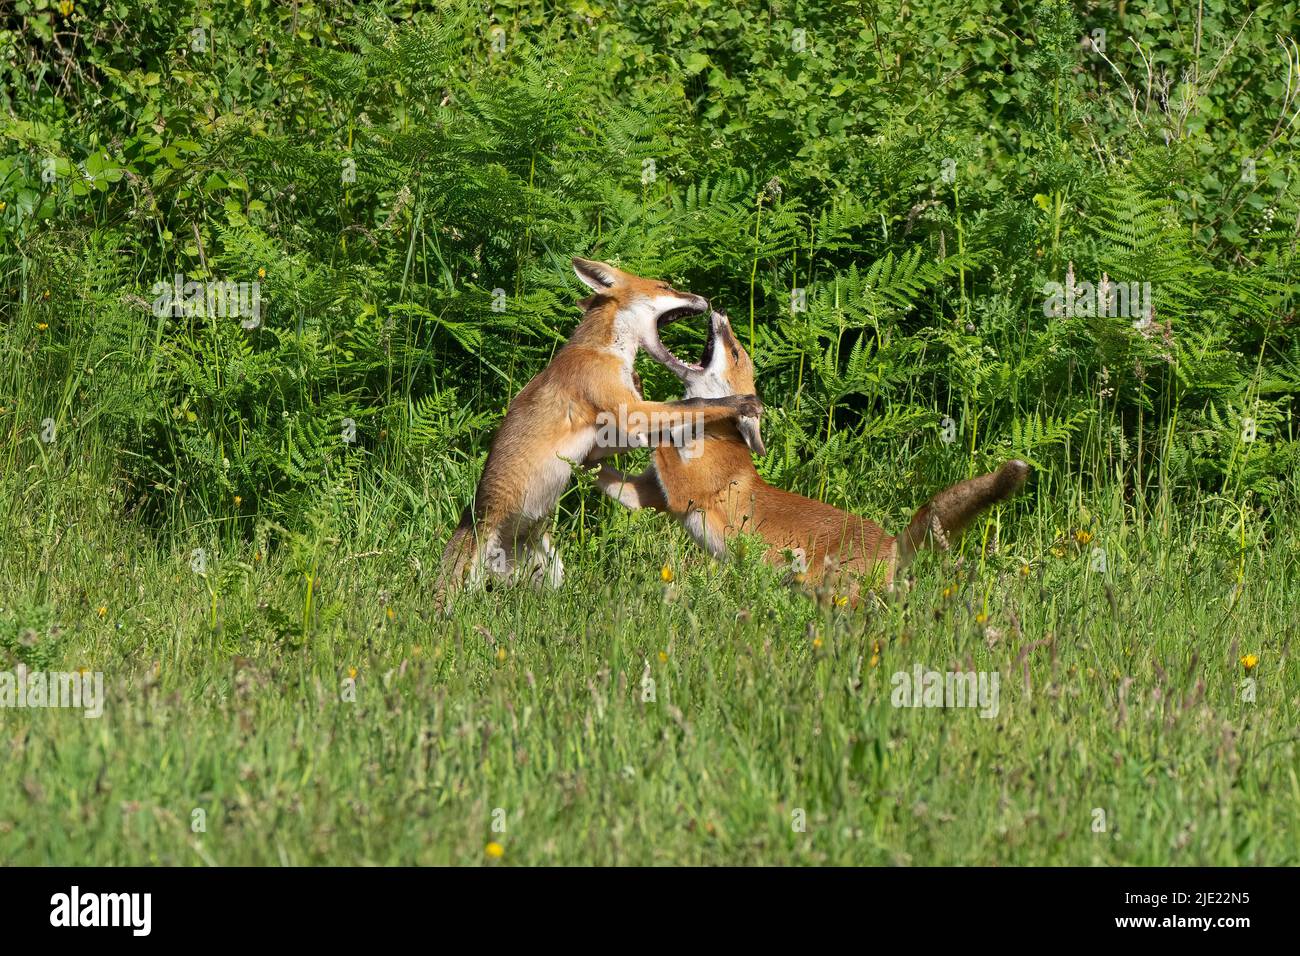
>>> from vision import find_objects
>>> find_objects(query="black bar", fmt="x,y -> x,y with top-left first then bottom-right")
0,866 -> 1287,942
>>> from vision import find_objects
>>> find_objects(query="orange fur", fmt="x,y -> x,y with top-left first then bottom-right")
599,310 -> 1029,603
439,260 -> 764,597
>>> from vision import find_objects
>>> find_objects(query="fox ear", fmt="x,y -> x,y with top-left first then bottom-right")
572,257 -> 619,292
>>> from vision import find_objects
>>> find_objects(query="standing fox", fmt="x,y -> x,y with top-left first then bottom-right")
439,260 -> 764,595
598,309 -> 1030,601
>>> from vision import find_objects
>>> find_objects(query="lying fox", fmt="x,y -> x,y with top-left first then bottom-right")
439,260 -> 764,595
598,309 -> 1029,601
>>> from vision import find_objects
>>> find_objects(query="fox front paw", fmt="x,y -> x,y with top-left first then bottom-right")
731,394 -> 764,420
737,414 -> 765,457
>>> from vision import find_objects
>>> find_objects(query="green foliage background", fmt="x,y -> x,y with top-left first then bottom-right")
3,0 -> 1298,544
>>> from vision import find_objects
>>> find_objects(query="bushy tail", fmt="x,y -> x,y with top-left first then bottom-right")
895,460 -> 1030,569
436,506 -> 481,601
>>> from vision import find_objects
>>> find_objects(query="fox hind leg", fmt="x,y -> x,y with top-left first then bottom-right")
479,533 -> 517,586
596,464 -> 669,512
452,524 -> 511,590
437,517 -> 507,611
518,528 -> 564,589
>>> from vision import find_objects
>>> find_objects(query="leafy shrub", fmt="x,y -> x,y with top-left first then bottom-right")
2,0 -> 1296,542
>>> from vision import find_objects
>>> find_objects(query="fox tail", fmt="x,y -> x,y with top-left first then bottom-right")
895,460 -> 1030,570
436,506 -> 482,602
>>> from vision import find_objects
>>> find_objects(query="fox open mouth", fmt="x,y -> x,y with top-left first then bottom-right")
655,308 -> 721,381
649,303 -> 711,374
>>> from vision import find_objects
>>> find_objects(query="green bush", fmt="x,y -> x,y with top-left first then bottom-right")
2,0 -> 1297,541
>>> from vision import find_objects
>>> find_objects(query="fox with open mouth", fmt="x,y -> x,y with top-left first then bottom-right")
439,259 -> 765,596
597,308 -> 1030,603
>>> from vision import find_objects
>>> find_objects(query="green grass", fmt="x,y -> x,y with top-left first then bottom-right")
2,456 -> 1296,865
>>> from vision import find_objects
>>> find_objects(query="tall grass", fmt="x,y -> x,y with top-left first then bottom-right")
0,447 -> 1295,863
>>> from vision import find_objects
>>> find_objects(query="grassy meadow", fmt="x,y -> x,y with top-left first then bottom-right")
2,1 -> 1299,865
2,454 -> 1298,865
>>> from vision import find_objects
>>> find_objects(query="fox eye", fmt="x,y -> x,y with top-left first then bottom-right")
730,347 -> 740,361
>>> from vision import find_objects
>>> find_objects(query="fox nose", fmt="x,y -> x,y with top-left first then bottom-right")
711,309 -> 735,339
